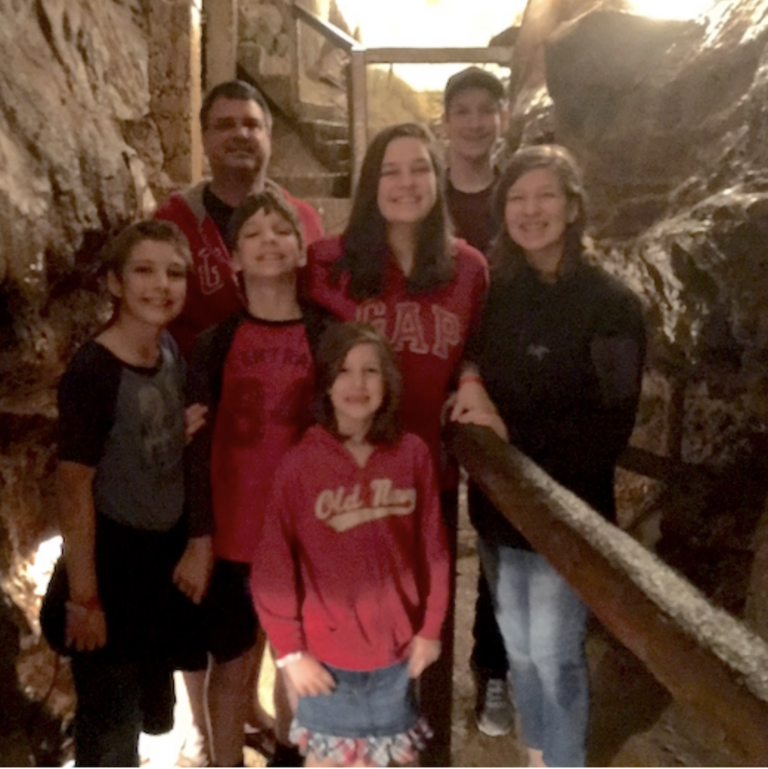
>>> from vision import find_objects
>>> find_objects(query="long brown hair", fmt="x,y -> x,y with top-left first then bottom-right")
314,323 -> 402,445
336,123 -> 454,298
489,144 -> 587,279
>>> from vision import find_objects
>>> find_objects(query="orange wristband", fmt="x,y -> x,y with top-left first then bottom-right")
458,373 -> 483,388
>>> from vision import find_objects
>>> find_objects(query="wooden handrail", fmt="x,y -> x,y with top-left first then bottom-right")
291,2 -> 360,52
364,46 -> 514,65
445,422 -> 768,765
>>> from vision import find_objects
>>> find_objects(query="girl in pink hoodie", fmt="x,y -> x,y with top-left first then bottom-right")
252,323 -> 450,767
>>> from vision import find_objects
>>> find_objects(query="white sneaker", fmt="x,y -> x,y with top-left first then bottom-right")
475,677 -> 514,737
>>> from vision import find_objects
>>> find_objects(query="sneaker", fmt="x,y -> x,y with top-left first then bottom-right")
243,723 -> 277,758
267,743 -> 304,767
475,677 -> 514,737
176,740 -> 210,767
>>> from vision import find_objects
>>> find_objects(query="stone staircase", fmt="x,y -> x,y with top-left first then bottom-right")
261,99 -> 352,233
237,49 -> 353,200
295,118 -> 351,197
272,117 -> 351,199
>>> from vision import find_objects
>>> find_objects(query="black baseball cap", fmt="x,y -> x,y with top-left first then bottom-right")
444,67 -> 505,109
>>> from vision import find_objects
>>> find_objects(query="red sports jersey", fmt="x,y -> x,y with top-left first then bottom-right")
210,318 -> 315,562
306,235 -> 488,483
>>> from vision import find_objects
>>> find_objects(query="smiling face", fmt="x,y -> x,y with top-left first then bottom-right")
444,86 -> 504,165
329,342 -> 385,438
376,136 -> 438,229
202,97 -> 272,180
231,207 -> 305,283
504,167 -> 578,276
108,239 -> 188,329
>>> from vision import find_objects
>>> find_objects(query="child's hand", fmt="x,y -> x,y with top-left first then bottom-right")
173,536 -> 214,604
407,636 -> 441,678
283,654 -> 335,697
65,601 -> 107,651
184,403 -> 208,444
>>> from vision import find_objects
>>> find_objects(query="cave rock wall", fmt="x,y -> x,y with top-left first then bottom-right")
0,4 -> 190,729
0,0 -> 169,389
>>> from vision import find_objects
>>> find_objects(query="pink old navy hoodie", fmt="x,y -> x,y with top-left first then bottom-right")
251,424 -> 450,671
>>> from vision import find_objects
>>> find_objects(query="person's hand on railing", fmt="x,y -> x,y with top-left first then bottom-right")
454,408 -> 509,442
447,367 -> 508,440
448,367 -> 497,420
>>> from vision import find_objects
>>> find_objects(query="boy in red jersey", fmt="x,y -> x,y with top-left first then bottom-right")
179,191 -> 334,766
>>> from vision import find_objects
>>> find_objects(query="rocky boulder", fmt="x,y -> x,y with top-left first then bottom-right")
0,0 -> 167,395
510,2 -> 768,371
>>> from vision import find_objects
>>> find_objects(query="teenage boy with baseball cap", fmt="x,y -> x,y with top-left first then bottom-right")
443,66 -> 514,738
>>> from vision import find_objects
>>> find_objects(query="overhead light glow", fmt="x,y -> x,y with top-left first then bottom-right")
333,0 -> 523,90
626,0 -> 714,20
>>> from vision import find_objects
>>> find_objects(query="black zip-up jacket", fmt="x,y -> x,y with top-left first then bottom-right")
465,257 -> 646,550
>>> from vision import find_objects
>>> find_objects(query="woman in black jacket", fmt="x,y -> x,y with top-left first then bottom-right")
452,144 -> 645,767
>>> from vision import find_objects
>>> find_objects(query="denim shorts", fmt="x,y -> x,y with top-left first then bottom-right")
295,660 -> 419,739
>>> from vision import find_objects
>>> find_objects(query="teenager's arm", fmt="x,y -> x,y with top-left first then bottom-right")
56,344 -> 120,650
184,330 -> 217,538
58,461 -> 107,651
448,254 -> 495,423
407,442 -> 450,677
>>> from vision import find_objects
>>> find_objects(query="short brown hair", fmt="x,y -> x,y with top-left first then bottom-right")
102,219 -> 192,278
200,79 -> 272,132
225,188 -> 304,253
444,67 -> 505,111
314,323 -> 402,445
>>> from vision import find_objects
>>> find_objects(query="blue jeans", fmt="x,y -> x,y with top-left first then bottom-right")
478,540 -> 589,767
